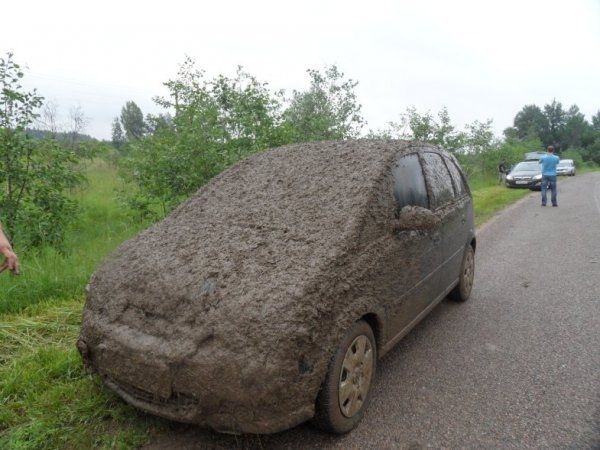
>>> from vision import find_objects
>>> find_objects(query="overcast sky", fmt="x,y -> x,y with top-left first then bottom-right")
2,0 -> 599,140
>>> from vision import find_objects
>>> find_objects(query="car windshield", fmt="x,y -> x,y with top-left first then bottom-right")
558,161 -> 572,167
513,161 -> 540,171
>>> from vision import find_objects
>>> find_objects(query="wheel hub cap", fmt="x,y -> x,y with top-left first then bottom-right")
338,334 -> 374,418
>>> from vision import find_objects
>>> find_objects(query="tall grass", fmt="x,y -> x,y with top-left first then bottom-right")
1,161 -> 165,449
0,160 -> 149,314
0,299 -> 168,449
471,183 -> 531,226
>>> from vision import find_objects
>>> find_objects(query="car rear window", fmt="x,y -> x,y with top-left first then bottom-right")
421,152 -> 455,208
444,157 -> 467,197
514,161 -> 540,171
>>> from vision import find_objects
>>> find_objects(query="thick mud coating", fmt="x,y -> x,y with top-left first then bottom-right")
78,140 -> 444,434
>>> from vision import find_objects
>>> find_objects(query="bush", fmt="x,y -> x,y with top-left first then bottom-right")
0,53 -> 84,250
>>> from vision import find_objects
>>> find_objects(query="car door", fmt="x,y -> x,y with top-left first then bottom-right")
385,152 -> 443,335
420,152 -> 468,292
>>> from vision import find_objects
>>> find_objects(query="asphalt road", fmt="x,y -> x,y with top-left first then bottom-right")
145,172 -> 600,450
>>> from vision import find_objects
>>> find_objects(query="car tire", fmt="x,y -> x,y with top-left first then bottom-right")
449,244 -> 475,302
313,320 -> 376,434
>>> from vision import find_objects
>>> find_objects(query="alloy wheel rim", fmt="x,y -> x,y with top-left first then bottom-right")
338,334 -> 374,418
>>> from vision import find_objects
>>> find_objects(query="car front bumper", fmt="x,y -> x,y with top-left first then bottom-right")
77,318 -> 321,435
505,178 -> 541,189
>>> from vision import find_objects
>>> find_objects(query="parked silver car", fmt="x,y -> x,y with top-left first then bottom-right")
557,159 -> 576,176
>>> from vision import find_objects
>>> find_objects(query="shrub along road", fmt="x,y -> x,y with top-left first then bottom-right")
145,172 -> 600,449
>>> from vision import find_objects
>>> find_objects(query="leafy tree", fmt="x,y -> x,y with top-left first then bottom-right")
380,106 -> 465,152
111,117 -> 125,150
210,67 -> 282,154
67,104 -> 88,152
589,111 -> 600,165
452,119 -> 498,176
563,105 -> 594,150
121,59 -> 283,214
282,65 -> 364,142
543,99 -> 567,149
145,113 -> 173,134
507,104 -> 548,141
592,111 -> 600,131
463,119 -> 497,154
119,101 -> 146,140
584,138 -> 600,165
507,100 -> 600,162
0,53 -> 84,249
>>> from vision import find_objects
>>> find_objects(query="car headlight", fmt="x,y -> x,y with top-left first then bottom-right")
506,174 -> 513,181
533,174 -> 542,181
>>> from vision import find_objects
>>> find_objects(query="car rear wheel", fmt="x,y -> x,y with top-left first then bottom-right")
313,320 -> 376,434
449,244 -> 474,302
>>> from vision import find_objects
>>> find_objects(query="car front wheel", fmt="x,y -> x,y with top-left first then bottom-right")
449,244 -> 475,302
313,320 -> 376,434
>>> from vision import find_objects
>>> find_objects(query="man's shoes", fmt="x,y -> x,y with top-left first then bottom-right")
541,204 -> 546,207
552,204 -> 558,207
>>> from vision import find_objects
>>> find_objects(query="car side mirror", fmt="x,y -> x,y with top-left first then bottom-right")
393,206 -> 440,232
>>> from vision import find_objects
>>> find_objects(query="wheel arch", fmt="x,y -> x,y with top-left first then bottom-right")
360,312 -> 385,357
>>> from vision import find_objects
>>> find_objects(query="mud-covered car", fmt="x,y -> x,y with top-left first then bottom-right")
505,160 -> 542,189
77,140 -> 476,435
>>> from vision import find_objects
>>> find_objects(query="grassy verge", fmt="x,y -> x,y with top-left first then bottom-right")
0,299 -> 168,449
472,184 -> 531,227
0,160 -> 149,314
0,163 -> 588,449
1,161 -> 167,449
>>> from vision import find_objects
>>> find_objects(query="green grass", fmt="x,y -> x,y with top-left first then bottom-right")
0,299 -> 168,449
0,162 -> 591,449
0,160 -> 149,314
472,183 -> 531,227
1,161 -> 167,449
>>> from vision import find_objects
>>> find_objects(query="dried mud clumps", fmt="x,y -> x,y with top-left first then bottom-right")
77,139 -> 431,433
395,205 -> 441,231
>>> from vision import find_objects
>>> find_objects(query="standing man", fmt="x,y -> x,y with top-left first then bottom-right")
539,146 -> 560,207
0,222 -> 19,274
498,160 -> 508,184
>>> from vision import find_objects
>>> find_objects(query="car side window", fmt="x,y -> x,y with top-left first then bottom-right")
420,152 -> 455,208
392,153 -> 429,212
444,156 -> 467,197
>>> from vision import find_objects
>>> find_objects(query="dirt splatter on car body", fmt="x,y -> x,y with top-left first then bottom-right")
77,139 -> 475,434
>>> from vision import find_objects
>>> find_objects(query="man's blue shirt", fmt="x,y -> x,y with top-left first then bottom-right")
539,154 -> 559,176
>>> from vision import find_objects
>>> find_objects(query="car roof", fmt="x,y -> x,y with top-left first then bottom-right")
171,140 -> 414,233
514,160 -> 540,166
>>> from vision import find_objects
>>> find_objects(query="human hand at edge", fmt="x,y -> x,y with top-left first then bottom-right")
0,245 -> 20,275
